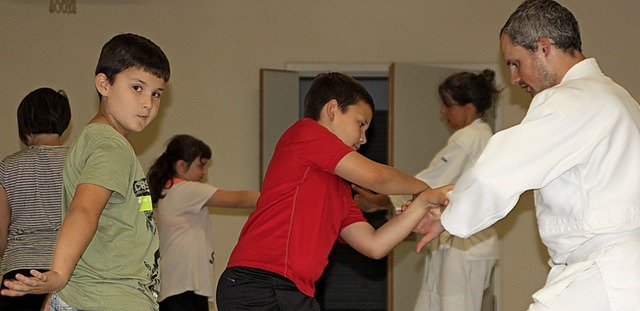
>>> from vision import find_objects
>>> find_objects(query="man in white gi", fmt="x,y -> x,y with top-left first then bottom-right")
414,0 -> 640,310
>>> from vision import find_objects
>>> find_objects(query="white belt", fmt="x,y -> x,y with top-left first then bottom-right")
532,228 -> 640,308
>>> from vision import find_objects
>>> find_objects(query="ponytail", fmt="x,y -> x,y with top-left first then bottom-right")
148,152 -> 175,204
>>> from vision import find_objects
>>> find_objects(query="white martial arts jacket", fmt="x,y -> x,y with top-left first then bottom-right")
440,58 -> 640,309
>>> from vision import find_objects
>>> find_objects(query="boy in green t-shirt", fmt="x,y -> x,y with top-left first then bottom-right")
1,33 -> 170,310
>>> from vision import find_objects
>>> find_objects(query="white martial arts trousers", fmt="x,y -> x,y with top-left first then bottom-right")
413,238 -> 495,311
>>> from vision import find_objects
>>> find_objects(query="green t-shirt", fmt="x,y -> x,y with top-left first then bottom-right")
59,123 -> 159,310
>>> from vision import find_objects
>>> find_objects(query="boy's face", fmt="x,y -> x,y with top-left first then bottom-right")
98,66 -> 165,136
326,100 -> 372,151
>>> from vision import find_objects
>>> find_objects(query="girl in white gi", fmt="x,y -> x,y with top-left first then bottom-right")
411,69 -> 500,311
147,134 -> 259,311
354,69 -> 500,311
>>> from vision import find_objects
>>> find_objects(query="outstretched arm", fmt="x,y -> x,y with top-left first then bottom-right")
335,152 -> 428,196
1,183 -> 110,296
340,185 -> 451,259
206,189 -> 259,208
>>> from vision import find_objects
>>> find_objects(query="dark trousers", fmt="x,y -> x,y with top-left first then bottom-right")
0,269 -> 48,311
159,291 -> 209,311
216,267 -> 320,311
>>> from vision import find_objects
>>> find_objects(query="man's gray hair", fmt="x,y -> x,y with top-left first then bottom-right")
500,0 -> 582,55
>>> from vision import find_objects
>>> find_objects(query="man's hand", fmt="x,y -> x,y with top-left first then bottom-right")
404,185 -> 452,252
415,219 -> 445,252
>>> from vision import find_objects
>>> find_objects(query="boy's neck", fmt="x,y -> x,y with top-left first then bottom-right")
90,112 -> 128,137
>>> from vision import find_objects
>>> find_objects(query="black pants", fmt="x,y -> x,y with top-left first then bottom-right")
159,291 -> 209,311
0,269 -> 48,311
216,267 -> 320,311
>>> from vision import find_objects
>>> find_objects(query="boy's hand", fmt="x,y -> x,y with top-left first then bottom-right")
1,270 -> 66,296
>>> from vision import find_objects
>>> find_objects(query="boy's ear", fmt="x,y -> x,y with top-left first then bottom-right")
95,73 -> 110,96
325,99 -> 339,121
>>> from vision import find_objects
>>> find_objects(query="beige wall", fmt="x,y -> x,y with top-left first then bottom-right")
1,1 -> 638,310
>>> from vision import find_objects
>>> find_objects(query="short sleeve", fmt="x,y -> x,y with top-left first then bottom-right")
292,119 -> 354,174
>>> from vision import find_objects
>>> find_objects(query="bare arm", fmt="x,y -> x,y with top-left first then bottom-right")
0,188 -> 10,259
335,152 -> 428,196
339,185 -> 451,259
205,189 -> 259,208
1,183 -> 110,296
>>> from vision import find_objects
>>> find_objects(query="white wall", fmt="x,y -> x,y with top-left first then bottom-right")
1,1 -> 638,310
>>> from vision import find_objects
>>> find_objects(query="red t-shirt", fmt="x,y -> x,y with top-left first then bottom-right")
227,118 -> 366,297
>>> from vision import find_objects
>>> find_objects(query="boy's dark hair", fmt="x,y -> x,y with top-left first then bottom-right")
438,69 -> 500,116
147,134 -> 212,204
95,33 -> 171,98
303,72 -> 375,120
17,87 -> 71,146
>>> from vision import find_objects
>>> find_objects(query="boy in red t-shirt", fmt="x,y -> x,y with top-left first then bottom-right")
217,72 -> 451,310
